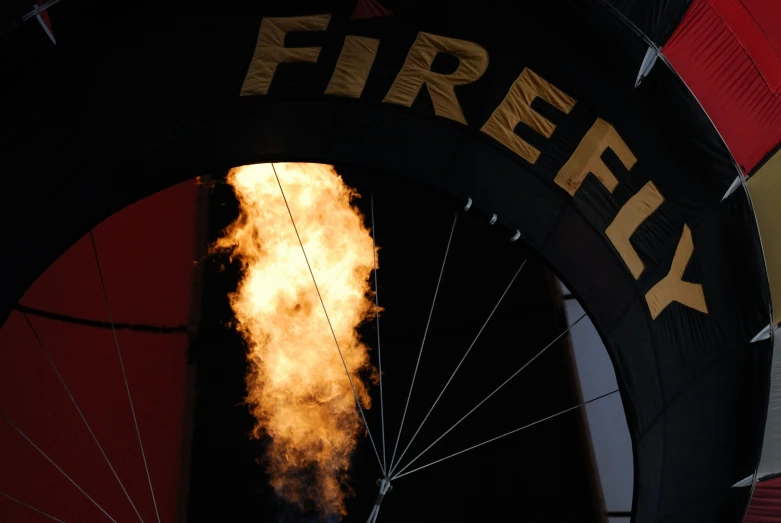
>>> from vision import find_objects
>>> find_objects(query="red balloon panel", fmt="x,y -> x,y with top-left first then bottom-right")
1,179 -> 199,522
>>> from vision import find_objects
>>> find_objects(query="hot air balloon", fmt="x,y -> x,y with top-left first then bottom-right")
1,1 -> 779,522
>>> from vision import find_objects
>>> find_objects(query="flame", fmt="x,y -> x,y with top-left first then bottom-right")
212,163 -> 378,518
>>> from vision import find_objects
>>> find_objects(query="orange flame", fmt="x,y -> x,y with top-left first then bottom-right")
212,163 -> 378,518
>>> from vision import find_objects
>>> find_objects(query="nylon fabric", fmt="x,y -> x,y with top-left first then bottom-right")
745,477 -> 781,523
664,0 -> 781,173
757,328 -> 781,481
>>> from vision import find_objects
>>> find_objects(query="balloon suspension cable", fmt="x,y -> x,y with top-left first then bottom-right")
365,478 -> 393,523
20,312 -> 146,523
389,258 -> 528,476
388,212 -> 458,473
0,491 -> 65,523
392,389 -> 620,481
370,191 -> 388,474
271,164 -> 385,475
0,0 -> 62,38
90,232 -> 161,523
392,312 -> 588,479
0,413 -> 118,523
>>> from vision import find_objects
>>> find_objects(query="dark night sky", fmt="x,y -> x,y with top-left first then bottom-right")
186,166 -> 602,522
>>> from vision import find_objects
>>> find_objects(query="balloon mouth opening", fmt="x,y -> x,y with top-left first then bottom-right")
3,161 -> 628,523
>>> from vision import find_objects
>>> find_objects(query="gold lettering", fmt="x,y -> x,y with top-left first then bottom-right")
645,225 -> 708,320
240,15 -> 331,96
606,181 -> 664,279
326,35 -> 381,98
481,68 -> 576,164
383,32 -> 489,124
555,118 -> 637,196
